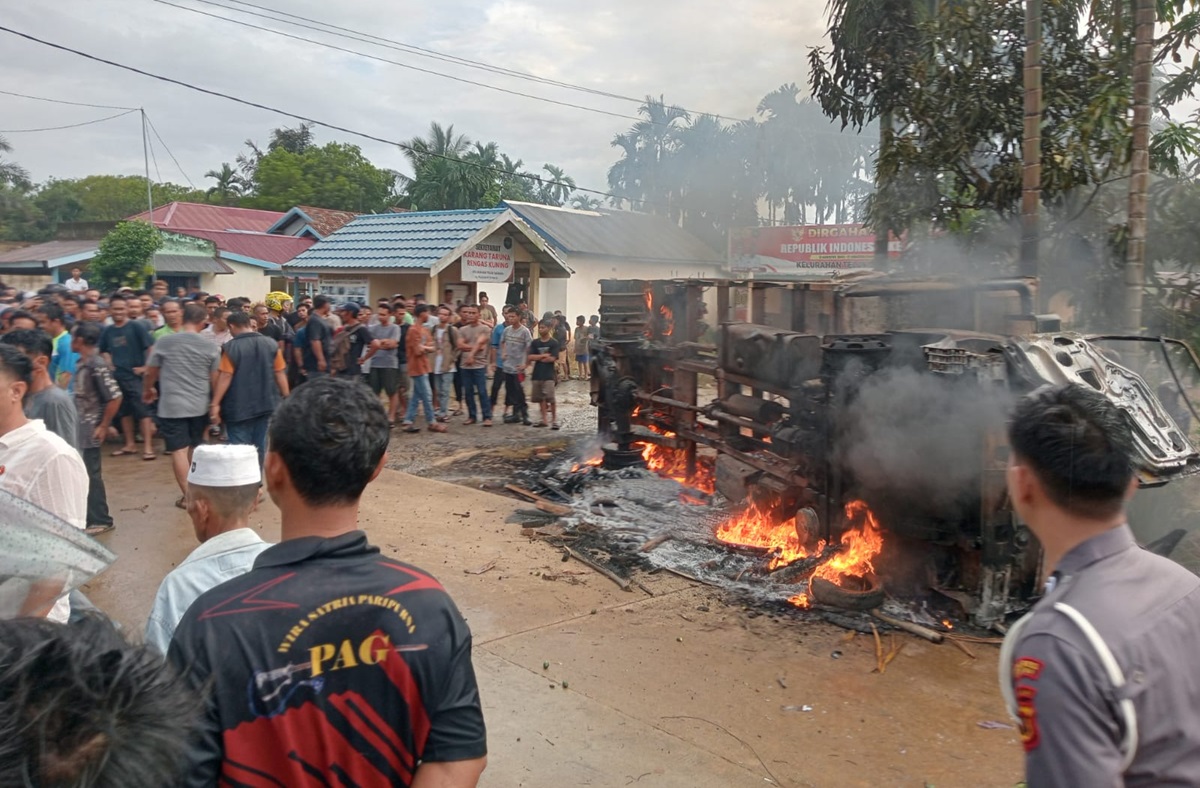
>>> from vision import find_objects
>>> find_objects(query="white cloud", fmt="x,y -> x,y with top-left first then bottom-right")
0,0 -> 835,196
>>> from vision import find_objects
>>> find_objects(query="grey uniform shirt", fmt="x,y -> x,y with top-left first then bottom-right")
147,332 -> 220,418
1007,524 -> 1200,787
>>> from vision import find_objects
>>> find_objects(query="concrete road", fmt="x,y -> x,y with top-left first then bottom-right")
85,448 -> 1023,788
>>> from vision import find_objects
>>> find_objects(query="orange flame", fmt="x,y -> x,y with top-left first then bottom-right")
641,439 -> 715,495
570,455 -> 604,473
713,499 -> 886,607
715,502 -> 819,570
810,500 -> 884,586
659,304 -> 674,337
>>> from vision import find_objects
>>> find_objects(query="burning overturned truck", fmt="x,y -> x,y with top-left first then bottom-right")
586,276 -> 1200,628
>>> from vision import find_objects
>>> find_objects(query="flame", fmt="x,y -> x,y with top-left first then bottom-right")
713,499 -> 886,607
659,304 -> 674,337
716,502 -> 818,570
942,619 -> 954,630
570,455 -> 604,473
641,439 -> 715,495
810,500 -> 885,586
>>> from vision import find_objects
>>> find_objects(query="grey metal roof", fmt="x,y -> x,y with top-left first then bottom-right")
503,202 -> 723,264
0,239 -> 98,265
289,209 -> 505,270
152,254 -> 233,274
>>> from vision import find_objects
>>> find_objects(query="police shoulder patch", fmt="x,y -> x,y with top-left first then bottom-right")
1013,656 -> 1045,752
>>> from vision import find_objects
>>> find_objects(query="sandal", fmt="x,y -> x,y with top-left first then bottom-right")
84,523 -> 115,536
551,423 -> 561,431
428,423 -> 447,433
143,453 -> 158,461
174,496 -> 187,510
464,418 -> 478,425
110,448 -> 136,457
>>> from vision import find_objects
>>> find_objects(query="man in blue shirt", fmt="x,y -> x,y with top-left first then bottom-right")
489,306 -> 510,420
38,303 -> 77,391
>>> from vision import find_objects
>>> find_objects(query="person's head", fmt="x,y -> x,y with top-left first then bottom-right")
5,310 -> 36,332
80,299 -> 101,323
126,297 -> 145,319
160,299 -> 183,329
186,444 -> 261,543
589,314 -> 599,325
0,614 -> 201,787
84,288 -> 100,301
203,295 -> 221,318
437,305 -> 452,324
175,286 -> 186,298
0,343 -> 33,426
69,267 -> 82,280
336,302 -> 361,324
412,304 -> 429,322
72,320 -> 103,355
253,304 -> 270,329
413,293 -> 425,305
460,304 -> 479,326
266,291 -> 291,315
538,319 -> 553,338
359,305 -> 372,323
60,295 -> 79,317
151,279 -> 168,300
443,287 -> 455,302
35,303 -> 66,336
576,314 -> 585,326
295,303 -> 310,321
505,308 -> 520,326
226,309 -> 253,335
136,291 -> 153,312
375,302 -> 392,324
265,377 -> 388,514
313,295 -> 331,315
107,294 -> 128,324
518,299 -> 529,310
392,300 -> 407,319
1007,384 -> 1137,539
210,307 -> 231,333
479,292 -> 489,305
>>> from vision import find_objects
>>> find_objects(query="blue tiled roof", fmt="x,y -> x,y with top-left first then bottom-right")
289,208 -> 505,270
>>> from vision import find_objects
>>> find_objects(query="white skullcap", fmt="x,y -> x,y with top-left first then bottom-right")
188,444 -> 261,487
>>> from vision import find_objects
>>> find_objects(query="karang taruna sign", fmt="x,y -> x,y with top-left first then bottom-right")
462,234 -> 515,283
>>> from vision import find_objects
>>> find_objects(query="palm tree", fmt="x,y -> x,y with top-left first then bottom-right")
0,136 -> 31,190
537,164 -> 576,207
204,163 -> 244,205
571,195 -> 604,211
401,123 -> 485,210
1125,0 -> 1155,331
607,96 -> 690,219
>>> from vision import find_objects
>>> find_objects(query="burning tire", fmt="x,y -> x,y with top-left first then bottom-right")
809,573 -> 884,611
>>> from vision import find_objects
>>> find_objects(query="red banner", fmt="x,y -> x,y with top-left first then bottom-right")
728,225 -> 901,273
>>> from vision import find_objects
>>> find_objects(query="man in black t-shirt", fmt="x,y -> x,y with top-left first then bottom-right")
168,378 -> 487,786
335,302 -> 370,379
528,319 -> 560,430
98,293 -> 155,458
302,295 -> 334,377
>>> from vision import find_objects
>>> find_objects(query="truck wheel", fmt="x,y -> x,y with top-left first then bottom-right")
809,574 -> 885,611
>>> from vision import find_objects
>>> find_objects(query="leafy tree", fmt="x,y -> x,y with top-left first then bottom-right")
205,163 -> 245,205
246,142 -> 396,212
269,123 -> 314,155
89,220 -> 163,290
571,194 -> 604,210
0,136 -> 30,190
536,164 -> 576,207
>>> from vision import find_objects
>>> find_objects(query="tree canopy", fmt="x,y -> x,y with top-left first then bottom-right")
242,142 -> 397,213
89,220 -> 163,291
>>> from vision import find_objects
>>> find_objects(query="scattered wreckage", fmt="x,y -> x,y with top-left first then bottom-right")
573,276 -> 1200,629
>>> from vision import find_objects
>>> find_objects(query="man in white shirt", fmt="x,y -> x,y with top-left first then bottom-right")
64,267 -> 89,294
144,443 -> 268,652
0,344 -> 87,623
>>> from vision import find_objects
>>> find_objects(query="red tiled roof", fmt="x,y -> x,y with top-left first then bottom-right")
295,205 -> 362,237
131,202 -> 285,233
181,229 -> 314,266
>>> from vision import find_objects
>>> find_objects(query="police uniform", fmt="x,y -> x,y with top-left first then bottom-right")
1001,524 -> 1200,787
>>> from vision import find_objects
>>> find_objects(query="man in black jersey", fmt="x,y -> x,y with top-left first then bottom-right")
169,377 -> 487,787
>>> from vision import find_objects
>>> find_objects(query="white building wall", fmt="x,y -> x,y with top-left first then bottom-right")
548,255 -> 723,322
202,261 -> 272,302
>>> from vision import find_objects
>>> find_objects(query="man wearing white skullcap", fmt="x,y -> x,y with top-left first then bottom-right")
144,443 -> 270,653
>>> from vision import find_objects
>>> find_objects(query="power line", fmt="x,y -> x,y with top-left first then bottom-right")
150,0 -> 652,126
0,25 -> 622,200
144,111 -> 196,187
144,115 -> 163,182
207,0 -> 747,123
0,108 -> 139,133
0,87 -> 137,111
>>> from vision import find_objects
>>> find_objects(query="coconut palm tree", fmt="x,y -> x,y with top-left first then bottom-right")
204,163 -> 245,205
571,195 -> 604,211
1124,0 -> 1156,331
537,164 -> 575,207
0,136 -> 31,190
607,96 -> 690,219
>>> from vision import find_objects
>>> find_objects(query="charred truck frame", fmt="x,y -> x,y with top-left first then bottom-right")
589,277 -> 1200,627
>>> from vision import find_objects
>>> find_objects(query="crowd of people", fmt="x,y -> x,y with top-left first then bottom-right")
0,276 -> 603,532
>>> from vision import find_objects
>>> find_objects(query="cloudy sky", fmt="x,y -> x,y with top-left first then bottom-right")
0,0 -> 832,196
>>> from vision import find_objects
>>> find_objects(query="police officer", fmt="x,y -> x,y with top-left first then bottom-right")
1001,383 -> 1200,786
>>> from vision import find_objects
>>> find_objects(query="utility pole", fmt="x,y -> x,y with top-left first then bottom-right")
141,108 -> 157,280
1125,0 -> 1156,333
1019,0 -> 1042,281
873,110 -> 892,268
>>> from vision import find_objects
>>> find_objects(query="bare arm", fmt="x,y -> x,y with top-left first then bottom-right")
410,757 -> 486,788
94,396 -> 121,443
210,369 -> 232,426
141,367 -> 159,403
274,369 -> 290,397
